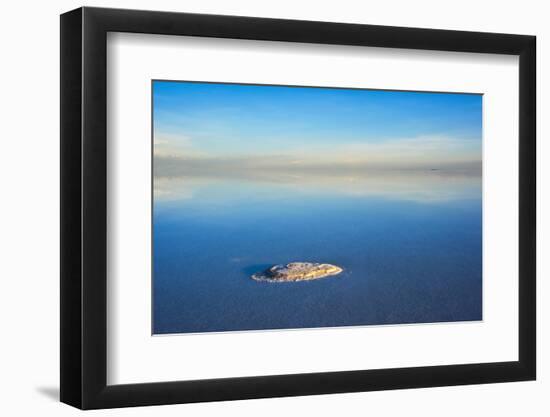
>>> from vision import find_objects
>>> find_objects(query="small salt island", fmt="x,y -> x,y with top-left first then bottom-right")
252,262 -> 343,282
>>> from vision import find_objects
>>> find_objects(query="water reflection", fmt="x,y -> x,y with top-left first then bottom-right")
153,170 -> 482,334
154,169 -> 481,204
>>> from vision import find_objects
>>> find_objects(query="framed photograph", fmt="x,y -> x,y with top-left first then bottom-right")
60,7 -> 536,409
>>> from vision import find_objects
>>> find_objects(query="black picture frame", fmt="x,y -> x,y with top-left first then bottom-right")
60,6 -> 536,410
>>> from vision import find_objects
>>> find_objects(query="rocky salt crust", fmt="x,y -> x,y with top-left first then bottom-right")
252,262 -> 343,282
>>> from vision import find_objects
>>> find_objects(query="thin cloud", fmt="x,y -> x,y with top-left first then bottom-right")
153,135 -> 481,179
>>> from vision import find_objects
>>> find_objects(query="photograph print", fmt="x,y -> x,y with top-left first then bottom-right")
152,80 -> 482,335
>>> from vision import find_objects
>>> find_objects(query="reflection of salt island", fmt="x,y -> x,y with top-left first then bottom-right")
252,262 -> 343,282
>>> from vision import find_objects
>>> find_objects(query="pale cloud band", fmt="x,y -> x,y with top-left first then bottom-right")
153,132 -> 481,203
153,134 -> 481,179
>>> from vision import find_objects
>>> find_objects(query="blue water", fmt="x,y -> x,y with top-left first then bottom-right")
153,178 -> 482,334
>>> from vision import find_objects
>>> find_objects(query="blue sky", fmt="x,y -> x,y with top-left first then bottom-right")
153,81 -> 482,175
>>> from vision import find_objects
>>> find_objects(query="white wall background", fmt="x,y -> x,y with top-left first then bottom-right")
0,0 -> 545,415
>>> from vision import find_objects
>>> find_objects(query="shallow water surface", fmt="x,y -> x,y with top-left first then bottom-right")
152,175 -> 482,334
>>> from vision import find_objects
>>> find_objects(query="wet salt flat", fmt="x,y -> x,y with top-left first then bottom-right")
153,174 -> 482,334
